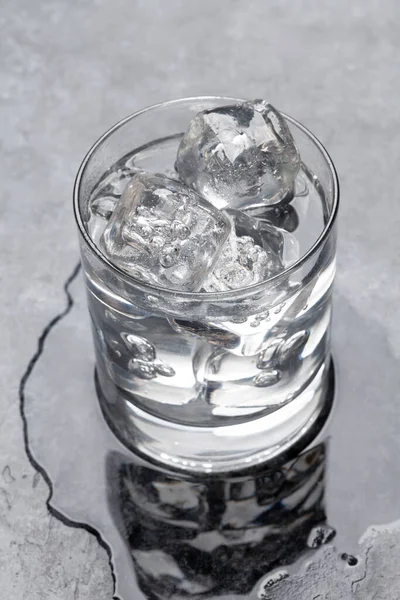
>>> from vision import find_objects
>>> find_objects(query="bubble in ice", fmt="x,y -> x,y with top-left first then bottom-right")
100,171 -> 230,291
202,231 -> 277,292
203,210 -> 289,292
228,208 -> 300,268
176,99 -> 300,211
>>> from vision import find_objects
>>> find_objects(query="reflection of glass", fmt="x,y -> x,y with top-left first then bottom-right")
107,443 -> 333,599
74,97 -> 339,472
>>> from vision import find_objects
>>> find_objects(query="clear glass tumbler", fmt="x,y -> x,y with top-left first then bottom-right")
74,97 -> 339,473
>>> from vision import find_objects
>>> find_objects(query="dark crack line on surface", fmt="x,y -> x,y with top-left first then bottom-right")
1,487 -> 12,510
2,465 -> 16,483
19,262 -> 120,600
351,544 -> 372,594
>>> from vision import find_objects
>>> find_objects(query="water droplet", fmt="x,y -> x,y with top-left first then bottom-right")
154,360 -> 175,377
279,330 -> 309,363
253,370 -> 280,387
307,524 -> 336,548
341,553 -> 358,566
274,304 -> 282,314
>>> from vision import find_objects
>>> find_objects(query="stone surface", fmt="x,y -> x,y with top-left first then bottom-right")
21,272 -> 400,600
1,0 -> 400,598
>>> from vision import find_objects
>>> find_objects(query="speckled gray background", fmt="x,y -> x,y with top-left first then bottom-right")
1,0 -> 400,597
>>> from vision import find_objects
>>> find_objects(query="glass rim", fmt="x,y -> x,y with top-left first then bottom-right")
73,95 -> 340,301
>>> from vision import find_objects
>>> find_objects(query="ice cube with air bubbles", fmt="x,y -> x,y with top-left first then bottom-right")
202,229 -> 278,293
230,209 -> 300,268
203,209 -> 299,293
100,171 -> 231,292
175,99 -> 300,211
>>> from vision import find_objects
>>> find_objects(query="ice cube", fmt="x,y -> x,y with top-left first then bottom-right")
258,219 -> 300,267
203,216 -> 282,293
203,209 -> 299,293
100,171 -> 230,291
87,196 -> 119,245
91,166 -> 135,200
86,166 -> 138,244
175,99 -> 300,211
229,208 -> 299,267
202,231 -> 268,292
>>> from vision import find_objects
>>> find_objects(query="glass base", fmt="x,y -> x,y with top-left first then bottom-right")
96,359 -> 335,474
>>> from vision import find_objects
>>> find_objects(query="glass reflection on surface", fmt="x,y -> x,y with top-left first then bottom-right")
107,443 -> 332,599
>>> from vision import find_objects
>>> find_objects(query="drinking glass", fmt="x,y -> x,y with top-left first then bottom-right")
74,97 -> 339,473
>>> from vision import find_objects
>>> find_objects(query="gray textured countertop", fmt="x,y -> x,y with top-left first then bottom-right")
1,1 -> 400,597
